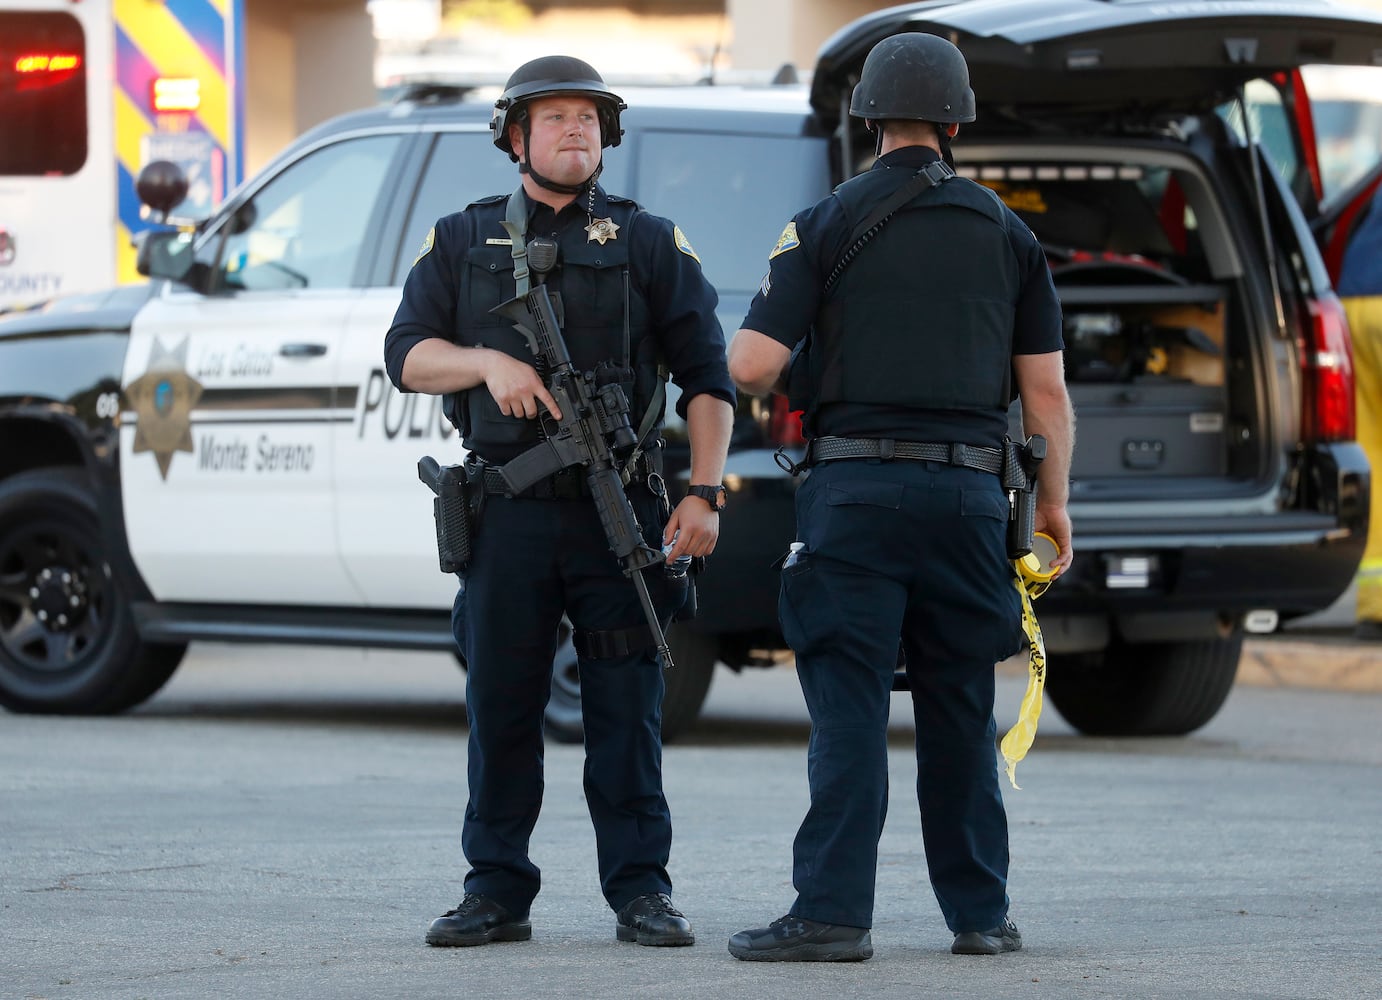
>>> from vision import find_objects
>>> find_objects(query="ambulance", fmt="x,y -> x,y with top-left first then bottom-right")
0,0 -> 243,311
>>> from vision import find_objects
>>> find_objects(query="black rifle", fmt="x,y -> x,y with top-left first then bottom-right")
490,284 -> 675,669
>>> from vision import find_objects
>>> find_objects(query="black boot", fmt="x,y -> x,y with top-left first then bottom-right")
728,915 -> 872,962
615,893 -> 695,946
425,893 -> 532,947
952,917 -> 1022,955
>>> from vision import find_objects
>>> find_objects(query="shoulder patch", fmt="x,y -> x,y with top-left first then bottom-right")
412,226 -> 435,267
673,225 -> 701,264
768,221 -> 800,260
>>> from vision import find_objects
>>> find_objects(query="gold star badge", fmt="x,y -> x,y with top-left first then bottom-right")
585,217 -> 620,245
123,337 -> 204,480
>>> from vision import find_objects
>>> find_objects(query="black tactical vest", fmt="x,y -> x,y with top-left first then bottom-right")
449,195 -> 657,459
806,168 -> 1021,428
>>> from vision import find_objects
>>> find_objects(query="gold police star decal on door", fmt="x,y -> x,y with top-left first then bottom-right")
585,217 -> 620,245
123,337 -> 204,480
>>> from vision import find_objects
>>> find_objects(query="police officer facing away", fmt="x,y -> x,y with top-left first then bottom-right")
725,34 -> 1074,961
384,56 -> 735,949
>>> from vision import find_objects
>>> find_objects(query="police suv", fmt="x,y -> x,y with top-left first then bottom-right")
3,0 -> 1381,740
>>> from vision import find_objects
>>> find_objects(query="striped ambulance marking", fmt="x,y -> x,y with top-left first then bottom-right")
113,0 -> 240,282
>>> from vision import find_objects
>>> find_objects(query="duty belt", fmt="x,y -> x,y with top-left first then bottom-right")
807,436 -> 1004,475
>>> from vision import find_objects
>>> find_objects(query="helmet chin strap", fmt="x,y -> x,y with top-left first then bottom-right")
937,126 -> 956,169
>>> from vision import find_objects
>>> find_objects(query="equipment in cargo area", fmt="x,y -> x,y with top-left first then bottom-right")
1059,286 -> 1229,477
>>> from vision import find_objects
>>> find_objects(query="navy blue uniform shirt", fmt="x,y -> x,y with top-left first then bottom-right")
742,146 -> 1062,444
385,184 -> 735,438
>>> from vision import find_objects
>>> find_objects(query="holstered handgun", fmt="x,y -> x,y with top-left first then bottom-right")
1003,435 -> 1047,559
419,456 -> 473,574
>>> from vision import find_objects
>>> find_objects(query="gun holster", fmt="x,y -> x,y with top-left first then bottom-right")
1003,435 -> 1046,560
420,458 -> 475,574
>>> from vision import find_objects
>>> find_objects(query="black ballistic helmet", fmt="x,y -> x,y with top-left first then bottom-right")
491,55 -> 627,160
849,33 -> 976,124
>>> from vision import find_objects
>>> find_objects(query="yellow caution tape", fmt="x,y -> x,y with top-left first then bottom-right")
1000,532 -> 1057,789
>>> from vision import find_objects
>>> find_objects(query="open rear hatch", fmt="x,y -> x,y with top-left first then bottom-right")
812,0 -> 1382,127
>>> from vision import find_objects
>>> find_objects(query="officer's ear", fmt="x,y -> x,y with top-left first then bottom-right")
509,122 -> 526,161
945,122 -> 960,139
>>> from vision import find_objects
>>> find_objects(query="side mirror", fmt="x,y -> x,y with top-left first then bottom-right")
135,228 -> 196,281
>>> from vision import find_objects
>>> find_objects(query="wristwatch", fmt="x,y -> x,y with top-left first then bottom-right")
686,484 -> 727,512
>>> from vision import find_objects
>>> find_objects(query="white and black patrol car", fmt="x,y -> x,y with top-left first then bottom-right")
3,0 -> 1381,739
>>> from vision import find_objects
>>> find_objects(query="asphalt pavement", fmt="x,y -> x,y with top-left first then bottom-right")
4,631 -> 1382,1000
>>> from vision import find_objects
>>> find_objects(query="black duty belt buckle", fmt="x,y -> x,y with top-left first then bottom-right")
950,443 -> 970,468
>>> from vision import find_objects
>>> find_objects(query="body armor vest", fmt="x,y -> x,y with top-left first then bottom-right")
806,168 -> 1021,428
448,195 -> 658,458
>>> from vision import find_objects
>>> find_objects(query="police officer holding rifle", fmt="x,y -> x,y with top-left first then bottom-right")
385,55 -> 734,950
725,34 -> 1073,961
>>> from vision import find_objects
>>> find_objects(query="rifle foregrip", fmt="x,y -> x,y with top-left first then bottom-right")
588,466 -> 645,562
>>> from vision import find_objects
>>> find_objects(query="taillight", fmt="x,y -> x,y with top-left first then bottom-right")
1299,293 -> 1356,443
767,396 -> 805,447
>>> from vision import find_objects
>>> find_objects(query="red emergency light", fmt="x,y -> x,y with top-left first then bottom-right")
152,76 -> 200,113
13,52 -> 82,90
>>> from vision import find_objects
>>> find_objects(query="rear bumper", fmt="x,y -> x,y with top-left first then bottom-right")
1040,442 -> 1369,650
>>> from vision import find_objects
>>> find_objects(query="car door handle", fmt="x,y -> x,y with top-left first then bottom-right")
279,342 -> 328,358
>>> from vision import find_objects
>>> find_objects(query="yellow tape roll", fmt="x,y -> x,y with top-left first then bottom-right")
1000,532 -> 1057,789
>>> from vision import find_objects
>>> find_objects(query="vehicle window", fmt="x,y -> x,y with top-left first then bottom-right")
0,12 -> 87,176
209,135 -> 401,292
1218,80 -> 1304,200
1300,65 -> 1382,203
394,129 -> 633,284
635,132 -> 832,295
393,131 -> 530,284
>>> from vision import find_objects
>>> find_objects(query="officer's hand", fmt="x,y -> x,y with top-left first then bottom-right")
483,351 -> 562,421
1034,503 -> 1073,575
663,497 -> 719,559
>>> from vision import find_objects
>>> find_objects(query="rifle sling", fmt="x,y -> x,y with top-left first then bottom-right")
824,159 -> 953,294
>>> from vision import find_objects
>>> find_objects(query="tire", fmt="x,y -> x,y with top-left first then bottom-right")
544,617 -> 584,744
658,625 -> 718,743
0,469 -> 187,714
1045,627 -> 1244,736
544,621 -> 718,746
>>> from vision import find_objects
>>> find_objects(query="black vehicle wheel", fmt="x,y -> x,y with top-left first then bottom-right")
658,626 -> 717,743
542,621 -> 718,745
1045,627 -> 1244,736
0,469 -> 187,714
544,616 -> 585,744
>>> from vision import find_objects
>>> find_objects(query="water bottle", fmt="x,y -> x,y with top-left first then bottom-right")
663,531 -> 692,579
782,541 -> 806,568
